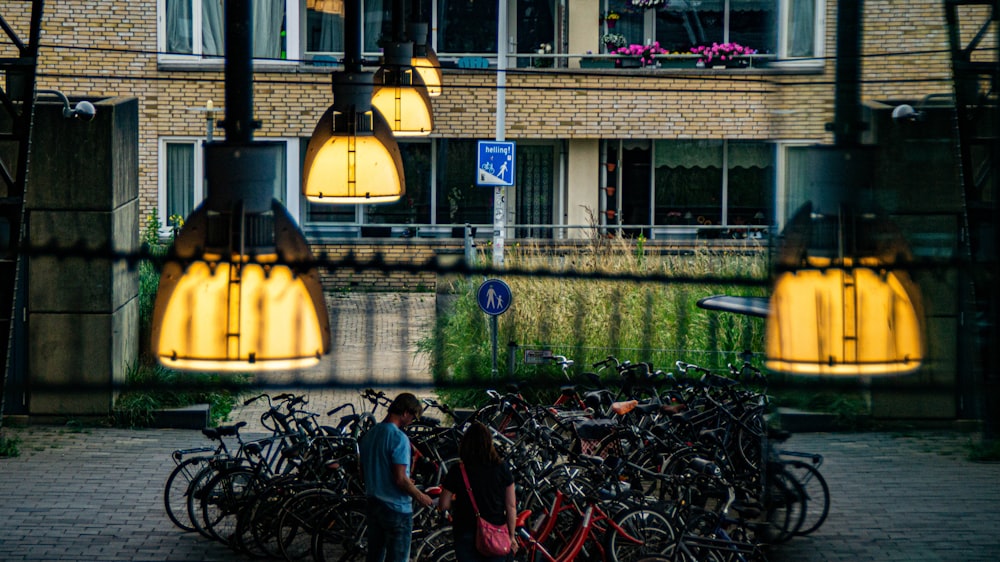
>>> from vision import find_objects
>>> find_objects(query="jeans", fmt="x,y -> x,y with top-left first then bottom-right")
453,529 -> 511,562
366,497 -> 413,562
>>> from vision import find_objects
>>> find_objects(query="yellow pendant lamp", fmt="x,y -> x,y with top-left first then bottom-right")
302,0 -> 405,204
152,2 -> 329,372
765,199 -> 925,376
152,145 -> 331,372
409,22 -> 442,97
302,72 -> 405,203
372,40 -> 434,136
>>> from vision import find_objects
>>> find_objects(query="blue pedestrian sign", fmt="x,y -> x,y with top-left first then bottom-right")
477,141 -> 516,186
477,279 -> 512,316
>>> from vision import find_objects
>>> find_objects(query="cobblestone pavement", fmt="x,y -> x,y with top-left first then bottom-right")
2,293 -> 1000,561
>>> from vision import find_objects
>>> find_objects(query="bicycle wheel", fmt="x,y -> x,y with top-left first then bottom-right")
762,465 -> 806,544
412,525 -> 453,562
783,460 -> 829,535
187,461 -> 229,540
605,506 -> 676,562
163,456 -> 211,532
277,487 -> 342,561
734,409 -> 766,472
311,496 -> 368,562
201,467 -> 263,547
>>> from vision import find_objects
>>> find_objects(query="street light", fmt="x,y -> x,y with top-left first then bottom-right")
372,39 -> 434,136
151,0 -> 330,371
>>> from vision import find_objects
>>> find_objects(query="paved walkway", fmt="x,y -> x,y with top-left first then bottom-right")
2,292 -> 1000,561
1,427 -> 998,561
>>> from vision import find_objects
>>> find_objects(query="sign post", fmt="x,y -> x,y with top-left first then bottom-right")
477,279 -> 512,378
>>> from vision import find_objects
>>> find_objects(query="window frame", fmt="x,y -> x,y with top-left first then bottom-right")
159,137 -> 301,237
157,0 -> 301,69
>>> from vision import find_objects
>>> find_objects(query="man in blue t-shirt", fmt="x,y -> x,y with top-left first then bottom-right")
359,392 -> 434,562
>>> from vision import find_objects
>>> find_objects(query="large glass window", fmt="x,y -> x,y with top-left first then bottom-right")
603,0 -> 818,63
436,140 -> 493,229
600,140 -> 775,239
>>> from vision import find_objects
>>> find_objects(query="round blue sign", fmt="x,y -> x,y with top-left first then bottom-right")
477,279 -> 512,316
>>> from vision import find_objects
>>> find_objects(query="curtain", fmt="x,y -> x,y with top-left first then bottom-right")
654,140 -> 723,168
166,0 -> 193,53
203,0 -> 225,56
516,146 -> 554,239
788,0 -> 815,57
364,0 -> 387,53
783,146 -> 812,227
253,0 -> 285,59
307,9 -> 343,53
166,144 -> 195,221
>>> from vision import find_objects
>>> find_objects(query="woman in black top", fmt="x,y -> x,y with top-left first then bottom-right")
439,421 -> 518,562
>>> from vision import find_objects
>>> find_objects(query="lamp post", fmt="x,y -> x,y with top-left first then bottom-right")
493,0 -> 509,268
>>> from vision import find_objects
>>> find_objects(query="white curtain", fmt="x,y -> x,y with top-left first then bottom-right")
788,0 -> 815,57
166,0 -> 193,53
167,144 -> 195,220
253,0 -> 285,59
203,0 -> 225,56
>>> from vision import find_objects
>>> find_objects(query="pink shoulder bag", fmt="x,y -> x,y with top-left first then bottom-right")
459,463 -> 512,557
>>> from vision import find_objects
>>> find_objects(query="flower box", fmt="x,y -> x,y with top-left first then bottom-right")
580,58 -> 616,69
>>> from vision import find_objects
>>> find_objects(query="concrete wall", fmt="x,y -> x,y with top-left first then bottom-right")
26,97 -> 139,416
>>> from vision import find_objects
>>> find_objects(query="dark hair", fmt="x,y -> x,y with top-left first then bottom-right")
388,393 -> 422,418
459,421 -> 502,466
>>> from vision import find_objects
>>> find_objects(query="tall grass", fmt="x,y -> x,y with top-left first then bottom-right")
425,239 -> 769,407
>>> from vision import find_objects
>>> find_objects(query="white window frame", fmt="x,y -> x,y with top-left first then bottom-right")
775,0 -> 826,68
159,137 -> 301,237
156,0 -> 300,69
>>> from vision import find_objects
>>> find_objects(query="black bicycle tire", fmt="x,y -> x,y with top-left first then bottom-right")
763,465 -> 806,544
277,487 -> 342,561
163,456 -> 211,532
201,467 -> 262,547
605,505 -> 677,562
783,460 -> 829,535
310,496 -> 368,562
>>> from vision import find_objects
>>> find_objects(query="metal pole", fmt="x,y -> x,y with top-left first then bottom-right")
493,0 -> 507,268
490,315 -> 499,379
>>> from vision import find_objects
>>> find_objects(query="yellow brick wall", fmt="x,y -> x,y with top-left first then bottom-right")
4,0 -> 962,289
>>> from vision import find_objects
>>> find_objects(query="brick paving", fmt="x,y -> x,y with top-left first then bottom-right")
2,293 -> 1000,561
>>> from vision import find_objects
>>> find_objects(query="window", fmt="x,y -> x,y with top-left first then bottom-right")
604,139 -> 773,239
160,138 -> 295,235
161,0 -> 292,62
604,0 -> 822,65
299,138 -> 562,239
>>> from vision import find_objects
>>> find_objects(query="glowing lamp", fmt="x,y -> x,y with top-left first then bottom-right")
152,143 -> 331,371
765,195 -> 925,376
409,22 -> 442,97
302,71 -> 405,203
372,41 -> 434,136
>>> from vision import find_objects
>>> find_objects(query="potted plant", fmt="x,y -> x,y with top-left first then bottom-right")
690,42 -> 757,68
603,10 -> 621,29
602,33 -> 627,53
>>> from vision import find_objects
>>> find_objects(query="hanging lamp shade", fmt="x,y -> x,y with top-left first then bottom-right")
152,143 -> 331,371
409,22 -> 442,97
372,41 -> 434,136
302,71 -> 406,203
765,200 -> 925,376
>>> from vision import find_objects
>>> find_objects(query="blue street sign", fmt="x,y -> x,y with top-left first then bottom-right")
477,279 -> 512,316
476,141 -> 516,186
